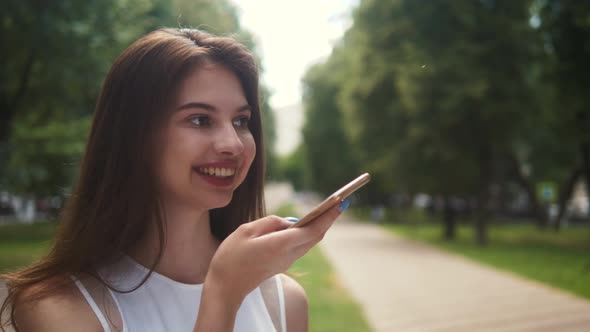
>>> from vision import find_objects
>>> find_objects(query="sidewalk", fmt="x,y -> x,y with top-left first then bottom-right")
314,212 -> 590,332
0,281 -> 11,332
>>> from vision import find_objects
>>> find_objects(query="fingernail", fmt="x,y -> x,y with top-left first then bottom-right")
285,217 -> 300,223
338,199 -> 350,212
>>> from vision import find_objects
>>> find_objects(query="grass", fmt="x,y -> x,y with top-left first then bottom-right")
381,216 -> 590,300
290,247 -> 372,332
276,203 -> 372,332
0,222 -> 56,273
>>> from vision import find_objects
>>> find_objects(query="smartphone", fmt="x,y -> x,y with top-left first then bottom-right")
288,173 -> 371,228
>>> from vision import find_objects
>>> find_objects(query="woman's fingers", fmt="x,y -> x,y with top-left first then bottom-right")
261,203 -> 342,248
239,215 -> 292,238
206,201 -> 349,301
300,202 -> 342,235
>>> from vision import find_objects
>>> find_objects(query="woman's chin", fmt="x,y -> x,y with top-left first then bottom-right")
204,196 -> 234,210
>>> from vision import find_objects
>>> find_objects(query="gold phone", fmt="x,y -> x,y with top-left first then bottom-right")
288,173 -> 371,228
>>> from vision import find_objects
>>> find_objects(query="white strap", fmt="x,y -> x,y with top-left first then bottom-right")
104,286 -> 128,332
275,275 -> 287,332
71,276 -> 111,332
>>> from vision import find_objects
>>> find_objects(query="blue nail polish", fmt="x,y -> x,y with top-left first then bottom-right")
285,217 -> 300,223
338,199 -> 350,212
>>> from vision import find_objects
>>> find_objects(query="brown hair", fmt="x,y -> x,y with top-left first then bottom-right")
0,28 -> 266,330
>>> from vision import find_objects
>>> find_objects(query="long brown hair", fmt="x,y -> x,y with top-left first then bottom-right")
0,28 -> 266,330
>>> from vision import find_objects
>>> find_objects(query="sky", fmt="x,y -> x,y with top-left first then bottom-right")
231,0 -> 358,109
229,0 -> 358,156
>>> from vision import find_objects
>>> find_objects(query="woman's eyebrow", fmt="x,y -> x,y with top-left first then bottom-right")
176,102 -> 251,113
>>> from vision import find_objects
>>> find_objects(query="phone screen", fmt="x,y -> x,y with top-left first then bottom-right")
288,173 -> 371,228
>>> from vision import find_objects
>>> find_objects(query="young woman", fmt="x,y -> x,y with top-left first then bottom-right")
0,28 -> 347,332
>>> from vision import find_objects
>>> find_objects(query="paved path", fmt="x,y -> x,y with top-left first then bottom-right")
264,182 -> 295,214
0,281 -> 5,303
314,211 -> 590,332
0,281 -> 11,332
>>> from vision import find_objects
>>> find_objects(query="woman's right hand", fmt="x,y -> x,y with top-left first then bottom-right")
210,202 -> 343,302
193,202 -> 345,332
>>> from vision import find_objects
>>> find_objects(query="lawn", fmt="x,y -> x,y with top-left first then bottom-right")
0,222 -> 56,273
382,218 -> 590,300
273,203 -> 372,332
289,247 -> 372,332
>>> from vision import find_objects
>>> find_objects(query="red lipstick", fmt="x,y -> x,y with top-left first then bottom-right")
194,161 -> 239,168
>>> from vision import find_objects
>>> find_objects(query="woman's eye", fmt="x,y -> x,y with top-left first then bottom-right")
233,116 -> 250,129
190,115 -> 210,127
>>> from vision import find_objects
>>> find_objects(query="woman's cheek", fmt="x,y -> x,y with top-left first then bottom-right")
236,133 -> 255,182
244,133 -> 256,167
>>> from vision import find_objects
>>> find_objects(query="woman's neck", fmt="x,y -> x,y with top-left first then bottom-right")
127,206 -> 220,285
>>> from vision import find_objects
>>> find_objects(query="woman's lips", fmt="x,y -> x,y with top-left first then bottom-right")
195,170 -> 235,187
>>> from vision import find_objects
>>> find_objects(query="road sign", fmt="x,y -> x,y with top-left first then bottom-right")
537,181 -> 556,203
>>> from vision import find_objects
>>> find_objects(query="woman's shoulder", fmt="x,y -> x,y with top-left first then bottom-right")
278,273 -> 307,305
14,275 -> 103,332
278,274 -> 308,331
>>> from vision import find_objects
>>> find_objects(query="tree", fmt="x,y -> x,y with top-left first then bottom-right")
406,0 -> 539,242
278,144 -> 307,191
4,117 -> 90,196
1,0 -> 159,195
301,52 -> 358,196
337,0 -> 483,239
537,0 -> 590,228
303,0 -> 538,244
1,0 -> 278,203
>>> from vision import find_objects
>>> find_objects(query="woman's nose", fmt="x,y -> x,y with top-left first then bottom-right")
214,124 -> 245,156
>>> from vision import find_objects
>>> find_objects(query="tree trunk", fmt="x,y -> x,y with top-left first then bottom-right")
554,167 -> 582,231
581,142 -> 590,209
442,195 -> 456,241
475,147 -> 492,246
0,48 -> 36,143
475,191 -> 489,246
507,152 -> 548,228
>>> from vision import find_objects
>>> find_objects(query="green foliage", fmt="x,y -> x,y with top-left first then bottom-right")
171,0 -> 240,33
301,56 -> 359,196
0,222 -> 57,273
260,86 -> 279,179
343,0 -> 536,195
272,203 -> 298,219
1,0 -> 165,195
538,0 -> 590,143
5,116 -> 90,196
277,145 -> 307,191
290,247 -> 372,332
532,0 -> 590,179
301,0 -> 590,241
0,0 -> 278,197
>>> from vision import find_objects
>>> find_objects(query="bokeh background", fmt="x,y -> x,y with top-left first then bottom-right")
1,0 -> 589,331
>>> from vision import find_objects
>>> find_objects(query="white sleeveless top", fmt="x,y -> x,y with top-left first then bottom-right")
72,256 -> 287,332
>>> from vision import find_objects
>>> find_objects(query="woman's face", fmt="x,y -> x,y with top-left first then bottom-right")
155,63 -> 256,212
